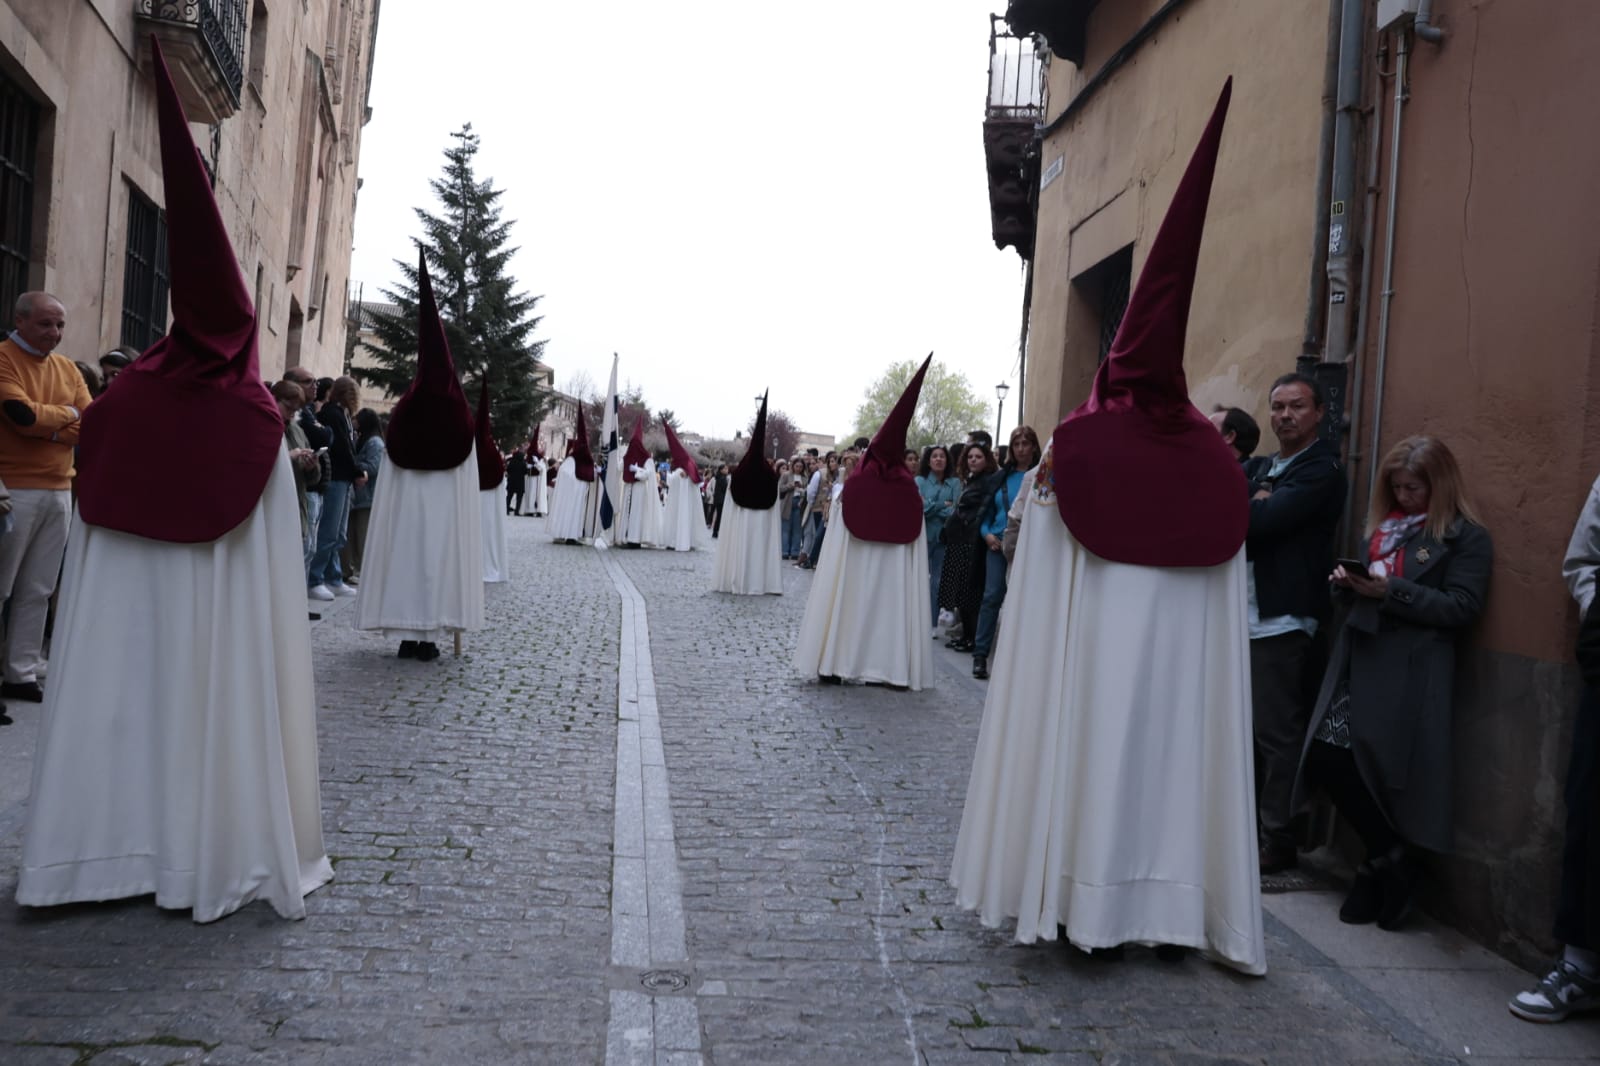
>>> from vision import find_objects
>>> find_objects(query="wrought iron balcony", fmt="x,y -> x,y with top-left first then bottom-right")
983,15 -> 1045,257
135,0 -> 247,124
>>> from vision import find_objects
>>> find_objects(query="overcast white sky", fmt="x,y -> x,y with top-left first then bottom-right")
350,1 -> 1023,440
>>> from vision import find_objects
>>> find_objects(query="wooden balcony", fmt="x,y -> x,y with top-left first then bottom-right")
135,0 -> 248,125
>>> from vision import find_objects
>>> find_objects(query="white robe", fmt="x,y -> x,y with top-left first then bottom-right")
354,450 -> 484,641
547,457 -> 590,541
713,501 -> 783,595
480,488 -> 507,583
949,488 -> 1265,976
530,458 -> 549,515
622,467 -> 663,546
17,449 -> 333,922
662,469 -> 704,552
791,498 -> 932,689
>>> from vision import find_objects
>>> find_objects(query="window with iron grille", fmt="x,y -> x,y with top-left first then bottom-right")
1097,250 -> 1132,363
121,183 -> 170,352
0,71 -> 39,319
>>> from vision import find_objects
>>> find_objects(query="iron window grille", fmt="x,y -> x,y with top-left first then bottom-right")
121,184 -> 170,352
0,71 -> 38,319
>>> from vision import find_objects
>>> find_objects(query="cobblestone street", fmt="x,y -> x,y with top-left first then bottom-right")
0,517 -> 1595,1064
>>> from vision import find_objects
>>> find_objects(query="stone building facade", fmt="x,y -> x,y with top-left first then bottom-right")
989,0 -> 1600,968
0,0 -> 378,379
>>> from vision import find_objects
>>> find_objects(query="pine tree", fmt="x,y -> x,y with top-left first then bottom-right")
354,124 -> 549,443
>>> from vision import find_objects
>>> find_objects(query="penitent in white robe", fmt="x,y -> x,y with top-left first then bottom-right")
949,485 -> 1265,976
480,488 -> 507,582
354,449 -> 484,642
662,469 -> 704,552
547,457 -> 590,541
621,467 -> 663,546
17,448 -> 333,922
792,498 -> 932,689
712,501 -> 783,595
530,458 -> 549,515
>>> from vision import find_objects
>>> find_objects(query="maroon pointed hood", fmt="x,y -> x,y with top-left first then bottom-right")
76,37 -> 283,543
570,405 -> 595,481
842,354 -> 931,544
730,391 -> 779,509
475,379 -> 504,490
529,423 -> 544,460
1052,80 -> 1246,567
385,250 -> 475,470
622,415 -> 651,482
663,421 -> 699,483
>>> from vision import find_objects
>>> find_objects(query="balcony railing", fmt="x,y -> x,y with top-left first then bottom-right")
136,0 -> 247,124
987,14 -> 1045,122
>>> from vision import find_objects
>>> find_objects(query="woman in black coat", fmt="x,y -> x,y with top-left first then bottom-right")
938,442 -> 995,652
1295,435 -> 1492,930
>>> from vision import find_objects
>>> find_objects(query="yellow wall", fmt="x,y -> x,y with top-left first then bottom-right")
1022,0 -> 1327,434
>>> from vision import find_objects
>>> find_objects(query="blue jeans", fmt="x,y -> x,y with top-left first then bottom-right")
973,547 -> 1008,657
303,490 -> 325,578
780,503 -> 794,556
784,503 -> 805,556
809,513 -> 827,565
927,538 -> 946,626
308,479 -> 352,587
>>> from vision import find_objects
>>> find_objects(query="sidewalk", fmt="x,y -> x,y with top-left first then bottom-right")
0,521 -> 1592,1064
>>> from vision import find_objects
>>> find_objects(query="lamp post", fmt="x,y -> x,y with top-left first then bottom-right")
995,381 -> 1011,443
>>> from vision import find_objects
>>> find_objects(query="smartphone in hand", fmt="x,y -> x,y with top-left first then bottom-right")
1335,557 -> 1370,578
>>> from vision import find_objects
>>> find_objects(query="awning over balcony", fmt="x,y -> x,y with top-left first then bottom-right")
1005,0 -> 1096,66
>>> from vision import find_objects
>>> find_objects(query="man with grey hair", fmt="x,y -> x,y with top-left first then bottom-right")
0,291 -> 92,706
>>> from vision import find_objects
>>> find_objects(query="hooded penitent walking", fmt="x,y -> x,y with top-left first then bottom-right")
620,415 -> 662,547
661,421 -> 704,552
793,356 -> 933,690
528,427 -> 549,516
949,82 -> 1264,975
17,40 -> 332,922
353,251 -> 483,663
475,381 -> 508,582
547,408 -> 595,544
713,391 -> 783,594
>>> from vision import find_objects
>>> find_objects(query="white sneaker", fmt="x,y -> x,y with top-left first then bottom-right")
308,584 -> 335,601
330,582 -> 358,597
932,627 -> 941,639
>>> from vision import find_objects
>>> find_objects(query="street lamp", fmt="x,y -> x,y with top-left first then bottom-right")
995,381 -> 1011,443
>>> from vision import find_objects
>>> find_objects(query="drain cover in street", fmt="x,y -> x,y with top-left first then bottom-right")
640,969 -> 691,992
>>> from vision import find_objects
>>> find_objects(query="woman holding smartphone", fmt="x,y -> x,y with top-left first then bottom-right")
1294,436 -> 1492,930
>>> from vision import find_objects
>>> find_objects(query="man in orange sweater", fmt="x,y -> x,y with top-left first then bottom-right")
0,291 -> 92,709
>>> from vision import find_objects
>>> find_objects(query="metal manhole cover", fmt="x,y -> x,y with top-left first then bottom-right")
640,969 -> 690,992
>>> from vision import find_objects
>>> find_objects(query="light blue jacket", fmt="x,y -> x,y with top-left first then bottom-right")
982,468 -> 1027,539
917,473 -> 960,544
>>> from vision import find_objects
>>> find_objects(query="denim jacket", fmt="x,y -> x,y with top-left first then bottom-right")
917,474 -> 960,545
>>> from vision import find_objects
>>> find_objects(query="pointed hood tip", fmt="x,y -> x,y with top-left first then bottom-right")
622,411 -> 651,481
571,404 -> 595,480
663,420 -> 699,484
385,249 -> 475,470
475,378 -> 504,490
1052,78 -> 1248,568
731,391 -> 778,509
840,354 -> 932,544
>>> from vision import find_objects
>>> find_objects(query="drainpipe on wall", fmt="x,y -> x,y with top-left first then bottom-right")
1300,0 -> 1344,363
1365,32 -> 1410,509
1339,37 -> 1390,545
1415,0 -> 1447,43
1309,0 -> 1370,461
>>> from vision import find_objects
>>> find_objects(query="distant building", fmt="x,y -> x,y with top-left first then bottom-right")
794,432 -> 834,455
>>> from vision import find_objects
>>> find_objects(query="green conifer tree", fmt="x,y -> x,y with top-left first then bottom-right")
354,124 -> 549,443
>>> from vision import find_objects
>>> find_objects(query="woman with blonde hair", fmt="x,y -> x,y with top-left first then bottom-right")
1295,435 -> 1492,930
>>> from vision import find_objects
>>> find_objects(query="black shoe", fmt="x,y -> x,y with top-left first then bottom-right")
1259,845 -> 1298,876
308,612 -> 322,621
415,641 -> 442,662
1339,863 -> 1384,924
818,674 -> 843,685
1155,944 -> 1190,963
951,639 -> 975,653
1377,846 -> 1418,931
397,640 -> 419,659
1087,945 -> 1125,961
972,655 -> 989,680
0,707 -> 11,726
0,680 -> 43,703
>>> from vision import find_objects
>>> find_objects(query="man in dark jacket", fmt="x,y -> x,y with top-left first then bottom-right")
506,448 -> 529,515
1245,372 -> 1346,875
